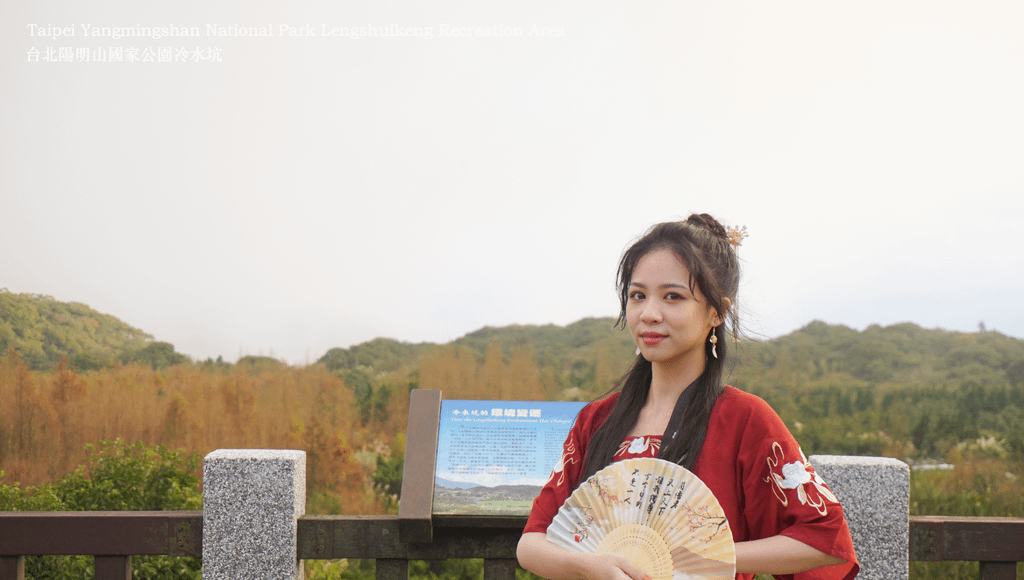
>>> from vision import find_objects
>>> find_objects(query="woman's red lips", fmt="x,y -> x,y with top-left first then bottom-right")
640,333 -> 666,345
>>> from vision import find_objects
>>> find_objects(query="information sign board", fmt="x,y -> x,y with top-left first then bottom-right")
433,399 -> 587,515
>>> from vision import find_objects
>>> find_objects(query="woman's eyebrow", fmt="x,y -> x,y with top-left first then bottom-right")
630,282 -> 688,289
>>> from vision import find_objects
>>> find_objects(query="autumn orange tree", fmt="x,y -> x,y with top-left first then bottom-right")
0,349 -> 390,514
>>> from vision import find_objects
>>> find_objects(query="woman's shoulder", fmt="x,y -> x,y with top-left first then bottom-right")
716,385 -> 771,410
579,391 -> 619,417
713,386 -> 787,431
571,392 -> 620,430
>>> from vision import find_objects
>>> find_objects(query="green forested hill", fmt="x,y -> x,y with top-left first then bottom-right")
451,317 -> 636,368
319,337 -> 432,374
321,317 -> 1024,399
0,290 -> 187,371
317,317 -> 638,402
319,317 -> 1024,460
731,321 -> 1024,459
735,320 -> 1024,388
317,317 -> 636,375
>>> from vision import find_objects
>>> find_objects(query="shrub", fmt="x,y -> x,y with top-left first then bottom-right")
2,440 -> 202,580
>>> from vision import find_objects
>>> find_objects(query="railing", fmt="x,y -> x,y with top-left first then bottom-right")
0,511 -> 201,580
910,516 -> 1024,580
2,512 -> 1023,580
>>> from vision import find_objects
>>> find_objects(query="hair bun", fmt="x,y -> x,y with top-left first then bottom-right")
686,213 -> 728,240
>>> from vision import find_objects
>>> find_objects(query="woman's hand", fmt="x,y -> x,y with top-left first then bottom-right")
576,553 -> 651,580
517,532 -> 652,580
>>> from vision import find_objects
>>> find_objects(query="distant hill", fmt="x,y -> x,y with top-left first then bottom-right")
0,290 -> 187,371
320,317 -> 1024,398
317,317 -> 636,374
733,319 -> 1024,389
434,477 -> 478,489
6,286 -> 1022,396
318,317 -> 637,396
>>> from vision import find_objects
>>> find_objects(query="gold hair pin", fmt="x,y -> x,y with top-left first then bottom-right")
726,225 -> 748,248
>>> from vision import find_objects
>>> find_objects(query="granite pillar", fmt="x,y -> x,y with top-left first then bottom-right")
203,449 -> 306,580
810,455 -> 910,580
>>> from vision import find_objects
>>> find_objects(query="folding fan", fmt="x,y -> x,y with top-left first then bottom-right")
547,457 -> 735,580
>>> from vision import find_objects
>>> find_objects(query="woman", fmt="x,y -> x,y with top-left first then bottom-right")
517,215 -> 858,580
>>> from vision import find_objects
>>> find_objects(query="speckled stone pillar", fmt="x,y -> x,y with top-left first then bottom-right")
809,455 -> 910,580
203,449 -> 306,580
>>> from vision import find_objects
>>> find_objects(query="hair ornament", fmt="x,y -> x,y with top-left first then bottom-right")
726,225 -> 748,249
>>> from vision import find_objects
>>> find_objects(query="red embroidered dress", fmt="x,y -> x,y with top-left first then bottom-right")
524,386 -> 859,580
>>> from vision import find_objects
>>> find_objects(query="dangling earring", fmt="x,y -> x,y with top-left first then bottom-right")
635,345 -> 641,355
709,331 -> 718,359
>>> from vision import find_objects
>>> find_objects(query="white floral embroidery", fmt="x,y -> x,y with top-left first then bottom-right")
615,436 -> 661,458
779,461 -> 812,489
627,436 -> 649,454
764,442 -> 838,516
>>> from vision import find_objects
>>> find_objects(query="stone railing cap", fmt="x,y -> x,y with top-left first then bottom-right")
205,449 -> 305,460
809,455 -> 909,468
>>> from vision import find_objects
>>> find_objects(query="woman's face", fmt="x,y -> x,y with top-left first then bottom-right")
625,249 -> 721,371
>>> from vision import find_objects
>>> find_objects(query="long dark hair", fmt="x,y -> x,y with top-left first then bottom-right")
576,214 -> 741,485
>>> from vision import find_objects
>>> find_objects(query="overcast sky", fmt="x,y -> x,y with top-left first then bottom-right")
3,2 -> 1022,364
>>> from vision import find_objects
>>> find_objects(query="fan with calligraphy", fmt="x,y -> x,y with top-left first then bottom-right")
546,457 -> 735,580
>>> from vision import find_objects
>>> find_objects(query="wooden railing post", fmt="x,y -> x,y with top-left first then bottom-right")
94,556 -> 131,580
484,558 -> 517,580
0,556 -> 24,580
375,559 -> 409,580
978,561 -> 1016,580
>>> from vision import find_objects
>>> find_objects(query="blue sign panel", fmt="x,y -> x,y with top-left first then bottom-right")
433,399 -> 587,515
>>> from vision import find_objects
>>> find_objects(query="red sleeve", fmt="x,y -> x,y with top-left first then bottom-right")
736,395 -> 859,580
523,396 -> 616,534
